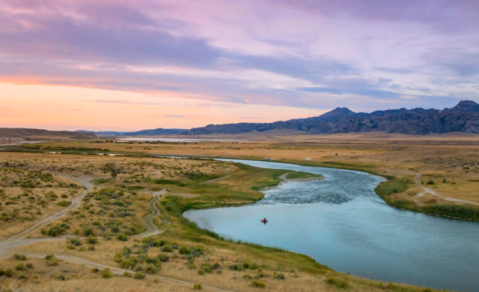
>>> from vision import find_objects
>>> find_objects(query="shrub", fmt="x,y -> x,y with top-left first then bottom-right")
158,254 -> 169,262
45,254 -> 59,266
0,269 -> 4,276
229,263 -> 244,271
116,233 -> 128,241
161,245 -> 173,252
102,268 -> 112,279
251,281 -> 266,288
47,224 -> 69,237
91,268 -> 99,273
145,264 -> 158,274
13,254 -> 27,261
57,200 -> 70,207
17,273 -> 26,280
325,277 -> 349,289
193,283 -> 202,290
15,263 -> 25,271
134,271 -> 145,279
193,245 -> 204,254
179,246 -> 191,255
4,268 -> 13,277
87,235 -> 98,245
69,238 -> 83,246
56,274 -> 66,281
423,288 -> 433,292
83,227 -> 94,236
26,263 -> 33,269
273,272 -> 285,280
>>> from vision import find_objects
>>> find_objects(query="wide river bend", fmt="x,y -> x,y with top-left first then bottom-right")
184,159 -> 479,292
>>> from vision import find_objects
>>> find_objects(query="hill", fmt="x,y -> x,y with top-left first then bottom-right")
0,128 -> 96,140
79,128 -> 187,137
184,100 -> 479,135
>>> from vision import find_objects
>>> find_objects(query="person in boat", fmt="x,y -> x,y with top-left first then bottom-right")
261,218 -> 268,224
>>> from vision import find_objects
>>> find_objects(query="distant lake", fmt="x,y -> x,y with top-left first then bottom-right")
185,159 -> 479,292
118,137 -> 245,143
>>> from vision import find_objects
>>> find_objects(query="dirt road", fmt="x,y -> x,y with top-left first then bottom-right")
414,173 -> 479,206
136,189 -> 168,238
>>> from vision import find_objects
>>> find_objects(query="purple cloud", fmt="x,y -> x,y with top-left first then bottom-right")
1,0 -> 478,115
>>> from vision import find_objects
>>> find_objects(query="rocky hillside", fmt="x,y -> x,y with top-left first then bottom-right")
184,100 -> 479,135
0,128 -> 97,140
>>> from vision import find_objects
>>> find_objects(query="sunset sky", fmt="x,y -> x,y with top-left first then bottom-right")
1,0 -> 478,131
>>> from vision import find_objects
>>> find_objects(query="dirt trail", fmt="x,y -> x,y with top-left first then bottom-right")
199,168 -> 230,185
135,189 -> 169,238
17,253 -> 236,292
2,175 -> 94,243
414,173 -> 479,206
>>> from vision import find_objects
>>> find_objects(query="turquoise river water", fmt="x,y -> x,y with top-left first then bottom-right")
184,159 -> 479,292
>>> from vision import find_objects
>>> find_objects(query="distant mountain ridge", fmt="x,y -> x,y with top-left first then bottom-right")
183,100 -> 479,135
0,128 -> 96,140
79,128 -> 187,137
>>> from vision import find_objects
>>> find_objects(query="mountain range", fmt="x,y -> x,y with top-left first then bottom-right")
0,128 -> 96,140
183,100 -> 479,135
79,128 -> 186,137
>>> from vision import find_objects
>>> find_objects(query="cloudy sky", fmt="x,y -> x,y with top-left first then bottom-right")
1,0 -> 478,130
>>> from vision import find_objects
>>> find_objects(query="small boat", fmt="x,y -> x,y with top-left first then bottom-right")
261,218 -> 268,224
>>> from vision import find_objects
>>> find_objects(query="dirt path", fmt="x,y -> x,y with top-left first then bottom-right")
414,173 -> 479,206
2,175 -> 94,243
17,253 -> 236,292
135,189 -> 169,238
199,168 -> 230,185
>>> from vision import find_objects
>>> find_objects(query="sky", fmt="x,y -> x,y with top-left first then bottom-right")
1,0 -> 478,131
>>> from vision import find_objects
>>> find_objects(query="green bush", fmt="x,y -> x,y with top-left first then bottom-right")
116,233 -> 128,241
161,245 -> 173,252
325,277 -> 349,289
57,200 -> 70,207
69,238 -> 83,246
251,281 -> 266,288
13,254 -> 27,261
45,254 -> 59,266
145,264 -> 158,274
102,268 -> 112,279
179,246 -> 191,255
47,223 -> 70,237
134,271 -> 145,279
15,263 -> 25,271
4,268 -> 13,277
273,272 -> 285,280
193,283 -> 202,290
87,235 -> 98,245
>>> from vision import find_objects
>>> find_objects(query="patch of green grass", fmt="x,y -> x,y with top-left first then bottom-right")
286,172 -> 323,180
421,204 -> 479,221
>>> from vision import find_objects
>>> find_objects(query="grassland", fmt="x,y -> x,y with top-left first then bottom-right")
16,132 -> 479,220
0,149 -> 440,291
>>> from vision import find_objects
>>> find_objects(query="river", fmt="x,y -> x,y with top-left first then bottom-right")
184,159 -> 479,292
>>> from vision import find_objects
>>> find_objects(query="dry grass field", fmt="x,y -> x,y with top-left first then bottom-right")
20,133 -> 479,211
